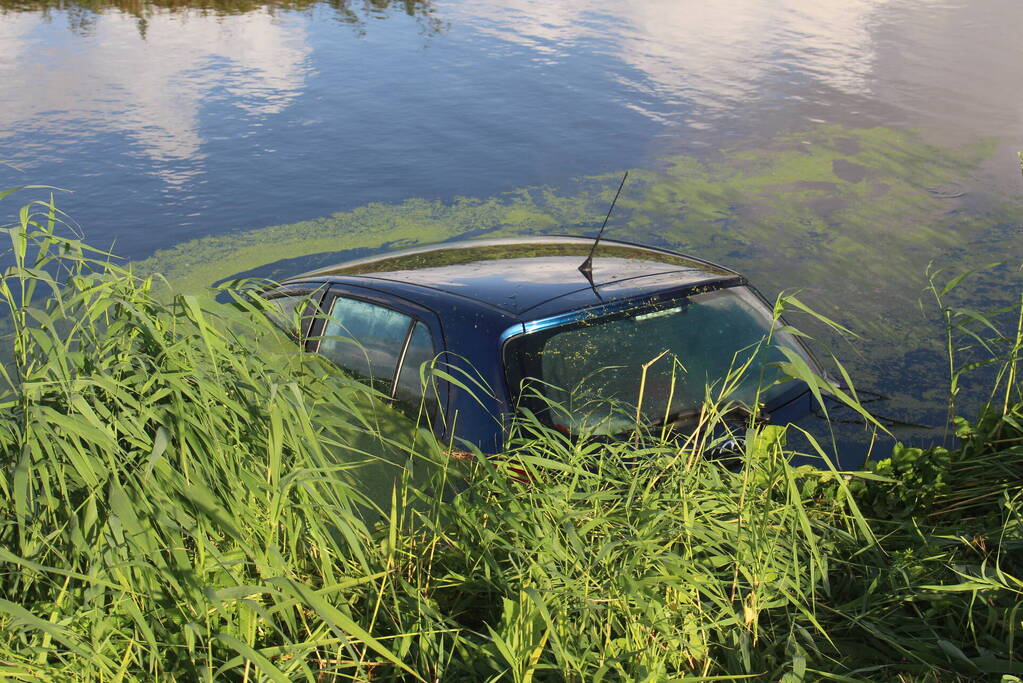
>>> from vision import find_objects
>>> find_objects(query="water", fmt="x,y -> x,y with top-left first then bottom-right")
1,0 -> 1022,436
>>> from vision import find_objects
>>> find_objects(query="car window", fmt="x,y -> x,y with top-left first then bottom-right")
320,297 -> 413,392
394,320 -> 440,416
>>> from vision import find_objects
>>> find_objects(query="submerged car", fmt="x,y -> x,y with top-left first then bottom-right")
265,236 -> 822,454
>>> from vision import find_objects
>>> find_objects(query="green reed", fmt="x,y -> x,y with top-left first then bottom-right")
0,192 -> 1018,680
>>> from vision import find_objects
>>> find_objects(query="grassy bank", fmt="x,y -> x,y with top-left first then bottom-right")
0,195 -> 1020,680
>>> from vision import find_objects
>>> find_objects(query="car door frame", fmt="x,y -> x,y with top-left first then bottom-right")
309,282 -> 451,438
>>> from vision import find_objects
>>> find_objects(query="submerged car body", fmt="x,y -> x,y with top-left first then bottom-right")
267,236 -> 821,453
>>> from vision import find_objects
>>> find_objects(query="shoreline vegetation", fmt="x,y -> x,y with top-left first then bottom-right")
0,195 -> 1020,680
0,0 -> 444,39
0,0 -> 436,19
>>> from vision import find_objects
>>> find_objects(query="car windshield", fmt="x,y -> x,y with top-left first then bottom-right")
506,286 -> 813,435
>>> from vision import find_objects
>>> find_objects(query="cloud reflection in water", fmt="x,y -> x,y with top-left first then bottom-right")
0,9 -> 310,185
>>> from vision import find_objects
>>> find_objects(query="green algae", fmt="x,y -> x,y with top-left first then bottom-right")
136,191 -> 601,293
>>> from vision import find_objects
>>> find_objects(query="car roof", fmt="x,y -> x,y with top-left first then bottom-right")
290,236 -> 742,320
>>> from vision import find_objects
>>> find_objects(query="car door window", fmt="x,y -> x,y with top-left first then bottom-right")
394,320 -> 439,416
320,297 -> 412,392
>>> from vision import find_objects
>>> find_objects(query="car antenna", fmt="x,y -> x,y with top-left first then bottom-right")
578,170 -> 628,287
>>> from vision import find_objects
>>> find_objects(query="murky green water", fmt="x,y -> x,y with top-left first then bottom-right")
2,0 -> 1022,435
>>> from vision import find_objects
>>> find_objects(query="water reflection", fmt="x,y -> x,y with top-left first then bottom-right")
0,0 -> 440,188
457,0 -> 1023,144
1,0 -> 437,25
1,0 -> 443,43
460,0 -> 890,119
0,9 -> 311,183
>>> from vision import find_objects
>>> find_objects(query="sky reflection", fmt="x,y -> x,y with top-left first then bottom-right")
0,9 -> 310,184
450,0 -> 1023,147
457,0 -> 890,118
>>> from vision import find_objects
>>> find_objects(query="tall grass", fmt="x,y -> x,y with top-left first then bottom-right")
0,193 -> 1019,680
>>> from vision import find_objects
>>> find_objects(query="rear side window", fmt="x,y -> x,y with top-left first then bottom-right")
319,296 -> 440,416
320,297 -> 411,392
395,321 -> 440,415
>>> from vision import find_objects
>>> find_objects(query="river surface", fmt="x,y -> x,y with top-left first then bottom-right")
2,0 -> 1022,442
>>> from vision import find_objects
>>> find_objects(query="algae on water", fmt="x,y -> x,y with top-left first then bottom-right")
136,124 -> 1020,421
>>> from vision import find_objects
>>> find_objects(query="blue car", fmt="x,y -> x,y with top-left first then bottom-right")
266,236 -> 822,454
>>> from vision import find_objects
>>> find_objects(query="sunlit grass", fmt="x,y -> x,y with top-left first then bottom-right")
0,193 -> 1018,680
